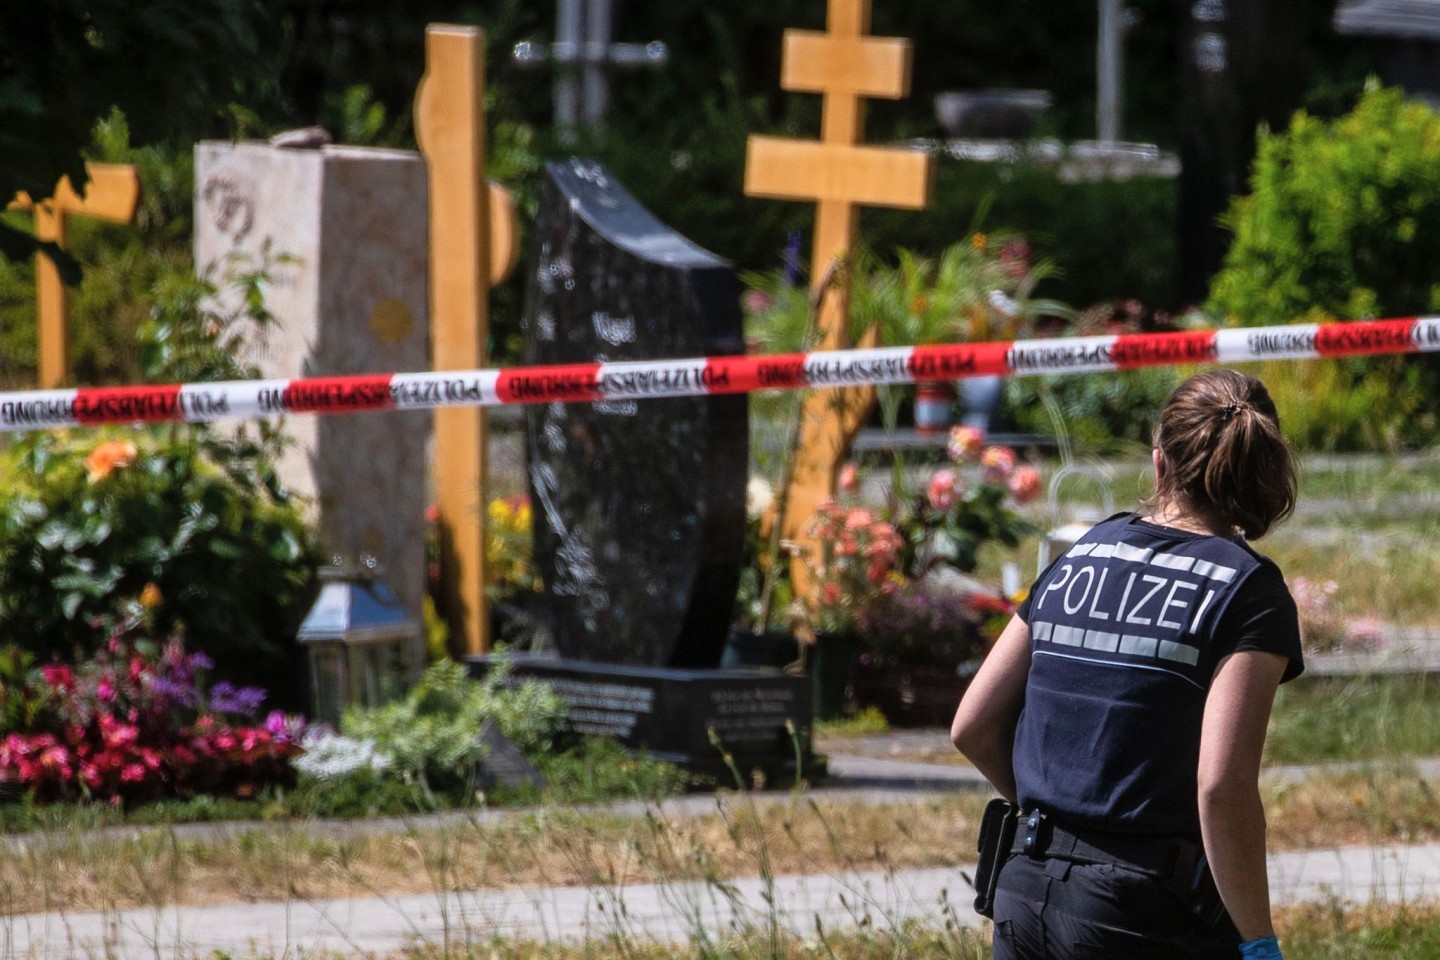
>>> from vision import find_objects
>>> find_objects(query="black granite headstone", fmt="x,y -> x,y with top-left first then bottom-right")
469,160 -> 817,786
522,158 -> 747,670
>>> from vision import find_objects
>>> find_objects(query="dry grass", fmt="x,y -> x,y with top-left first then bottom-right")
0,794 -> 991,914
3,767 -> 1439,918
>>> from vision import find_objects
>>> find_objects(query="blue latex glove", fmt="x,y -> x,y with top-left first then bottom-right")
1239,936 -> 1282,959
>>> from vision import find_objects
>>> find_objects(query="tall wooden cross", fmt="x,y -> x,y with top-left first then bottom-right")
415,24 -> 522,656
743,0 -> 933,576
9,163 -> 140,388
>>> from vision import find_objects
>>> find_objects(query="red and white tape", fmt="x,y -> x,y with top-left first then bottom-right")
3,317 -> 1438,433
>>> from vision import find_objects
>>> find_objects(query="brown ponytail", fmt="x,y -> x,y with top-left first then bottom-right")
1150,370 -> 1297,539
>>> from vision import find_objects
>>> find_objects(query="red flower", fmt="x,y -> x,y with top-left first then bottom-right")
41,664 -> 74,689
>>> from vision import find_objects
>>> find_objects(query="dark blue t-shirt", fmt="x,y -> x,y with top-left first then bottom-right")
1014,513 -> 1303,837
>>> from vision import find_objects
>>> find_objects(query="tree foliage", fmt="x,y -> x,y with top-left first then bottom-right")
0,0 -> 278,267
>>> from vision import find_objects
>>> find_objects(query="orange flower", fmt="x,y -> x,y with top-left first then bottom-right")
1008,465 -> 1043,504
84,440 -> 137,482
970,232 -> 988,251
139,582 -> 163,608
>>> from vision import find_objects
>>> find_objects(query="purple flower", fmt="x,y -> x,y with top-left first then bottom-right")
209,682 -> 267,716
265,710 -> 306,744
148,675 -> 200,709
185,652 -> 214,672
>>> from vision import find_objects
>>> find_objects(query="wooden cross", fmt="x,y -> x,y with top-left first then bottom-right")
415,24 -> 522,656
743,0 -> 933,582
9,163 -> 140,388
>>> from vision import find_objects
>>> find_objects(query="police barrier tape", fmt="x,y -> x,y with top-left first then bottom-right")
2,316 -> 1439,432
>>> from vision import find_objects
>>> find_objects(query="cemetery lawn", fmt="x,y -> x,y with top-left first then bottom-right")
1268,675 -> 1440,764
0,775 -> 1438,916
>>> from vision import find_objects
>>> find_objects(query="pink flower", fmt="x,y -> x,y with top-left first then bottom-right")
41,664 -> 73,689
845,508 -> 872,530
837,462 -> 859,493
742,289 -> 774,314
948,425 -> 985,462
981,446 -> 1017,484
927,469 -> 959,510
95,679 -> 116,703
1008,465 -> 1043,504
821,583 -> 842,606
120,763 -> 146,783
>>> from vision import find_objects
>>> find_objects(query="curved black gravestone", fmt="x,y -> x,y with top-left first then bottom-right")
523,158 -> 747,669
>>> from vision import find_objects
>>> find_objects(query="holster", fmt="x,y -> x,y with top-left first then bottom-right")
973,797 -> 1019,918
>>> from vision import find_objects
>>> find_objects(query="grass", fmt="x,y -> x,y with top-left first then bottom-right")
1267,675 -> 1440,765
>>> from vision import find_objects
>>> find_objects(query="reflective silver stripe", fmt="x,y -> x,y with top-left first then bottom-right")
1033,620 -> 1054,642
1158,639 -> 1201,666
1053,624 -> 1086,646
1191,559 -> 1237,583
1083,630 -> 1121,652
1089,543 -> 1116,559
1151,552 -> 1195,572
1118,634 -> 1159,657
1113,542 -> 1154,563
1066,543 -> 1096,558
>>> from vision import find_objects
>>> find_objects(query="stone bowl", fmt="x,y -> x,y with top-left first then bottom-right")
935,90 -> 1053,140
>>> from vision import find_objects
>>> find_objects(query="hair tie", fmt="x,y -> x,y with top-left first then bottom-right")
1220,402 -> 1241,423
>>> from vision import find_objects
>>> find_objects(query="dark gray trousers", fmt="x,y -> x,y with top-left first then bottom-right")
991,852 -> 1242,959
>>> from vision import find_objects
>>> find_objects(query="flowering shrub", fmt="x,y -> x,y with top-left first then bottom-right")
485,495 -> 542,602
0,427 -> 316,688
802,501 -> 903,636
0,627 -> 304,805
857,578 -> 990,669
892,432 -> 1038,580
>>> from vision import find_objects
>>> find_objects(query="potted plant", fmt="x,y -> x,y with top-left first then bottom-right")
800,500 -> 904,719
850,232 -> 1071,433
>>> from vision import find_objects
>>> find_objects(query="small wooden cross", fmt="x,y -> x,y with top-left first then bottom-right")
9,163 -> 140,388
743,0 -> 933,591
415,24 -> 522,656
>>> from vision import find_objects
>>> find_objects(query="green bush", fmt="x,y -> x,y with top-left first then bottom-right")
339,660 -> 568,801
0,248 -> 318,692
1212,82 -> 1440,325
1208,82 -> 1440,449
0,427 -> 316,689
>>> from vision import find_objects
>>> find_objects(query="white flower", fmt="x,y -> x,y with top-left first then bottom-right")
294,728 -> 393,780
746,477 -> 775,520
988,289 -> 1019,317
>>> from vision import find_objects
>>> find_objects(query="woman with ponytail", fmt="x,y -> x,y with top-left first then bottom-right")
953,370 -> 1301,960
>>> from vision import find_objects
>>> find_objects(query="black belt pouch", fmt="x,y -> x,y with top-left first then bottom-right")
973,798 -> 1019,918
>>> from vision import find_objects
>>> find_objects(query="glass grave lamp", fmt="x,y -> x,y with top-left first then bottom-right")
297,555 -> 419,724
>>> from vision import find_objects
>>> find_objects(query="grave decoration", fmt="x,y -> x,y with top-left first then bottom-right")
743,0 -> 933,599
470,159 -> 817,785
415,24 -> 522,657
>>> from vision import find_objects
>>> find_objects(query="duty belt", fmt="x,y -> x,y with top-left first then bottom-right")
1009,809 -> 1228,927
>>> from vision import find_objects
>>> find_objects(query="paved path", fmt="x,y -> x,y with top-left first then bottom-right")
6,842 -> 1440,957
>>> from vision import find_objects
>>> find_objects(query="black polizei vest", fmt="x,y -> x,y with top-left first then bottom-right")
1013,513 -> 1271,836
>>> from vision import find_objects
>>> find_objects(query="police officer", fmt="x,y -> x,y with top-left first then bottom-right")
953,370 -> 1301,960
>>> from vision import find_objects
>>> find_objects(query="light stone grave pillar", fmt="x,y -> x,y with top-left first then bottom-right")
193,142 -> 429,623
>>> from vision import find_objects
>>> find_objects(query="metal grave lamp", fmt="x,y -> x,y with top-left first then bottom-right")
297,557 -> 419,724
1035,463 -> 1115,576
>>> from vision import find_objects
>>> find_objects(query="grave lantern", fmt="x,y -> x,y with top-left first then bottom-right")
297,560 -> 419,724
